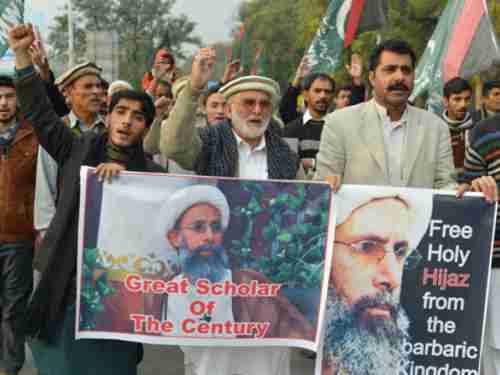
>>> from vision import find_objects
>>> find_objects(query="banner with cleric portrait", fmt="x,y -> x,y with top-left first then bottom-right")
76,167 -> 335,351
316,185 -> 496,375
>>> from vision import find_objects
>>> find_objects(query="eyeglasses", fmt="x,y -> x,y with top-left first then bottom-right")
236,98 -> 272,111
334,239 -> 422,269
179,220 -> 223,234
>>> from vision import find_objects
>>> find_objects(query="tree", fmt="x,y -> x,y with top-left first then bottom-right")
48,0 -> 201,85
0,0 -> 26,57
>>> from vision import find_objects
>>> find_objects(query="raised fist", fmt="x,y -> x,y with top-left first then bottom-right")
191,47 -> 216,91
8,23 -> 35,54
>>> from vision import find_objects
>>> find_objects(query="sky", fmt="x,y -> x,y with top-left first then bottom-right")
28,0 -> 243,47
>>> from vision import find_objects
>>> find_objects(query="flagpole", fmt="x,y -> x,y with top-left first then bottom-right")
68,0 -> 75,67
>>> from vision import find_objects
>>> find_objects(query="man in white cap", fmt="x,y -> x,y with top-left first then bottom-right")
158,185 -> 235,337
107,80 -> 133,103
34,61 -> 107,264
323,186 -> 433,375
157,47 -> 303,180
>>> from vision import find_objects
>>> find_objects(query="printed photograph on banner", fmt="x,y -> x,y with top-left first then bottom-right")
316,185 -> 496,375
76,167 -> 334,350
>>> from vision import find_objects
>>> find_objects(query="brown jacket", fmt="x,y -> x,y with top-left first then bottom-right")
0,120 -> 38,243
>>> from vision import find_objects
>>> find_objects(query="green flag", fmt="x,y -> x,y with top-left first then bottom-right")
411,0 -> 500,112
304,0 -> 388,73
251,47 -> 270,76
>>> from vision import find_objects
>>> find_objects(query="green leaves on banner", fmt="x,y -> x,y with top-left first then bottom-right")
229,182 -> 329,289
81,247 -> 116,330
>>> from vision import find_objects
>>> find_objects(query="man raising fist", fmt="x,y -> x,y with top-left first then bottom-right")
9,23 -> 163,375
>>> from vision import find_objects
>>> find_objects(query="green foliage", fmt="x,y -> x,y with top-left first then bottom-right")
229,182 -> 330,289
80,248 -> 116,330
48,0 -> 201,85
231,0 -> 459,86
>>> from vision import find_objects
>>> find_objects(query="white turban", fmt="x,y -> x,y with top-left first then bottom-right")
336,185 -> 434,250
157,185 -> 230,250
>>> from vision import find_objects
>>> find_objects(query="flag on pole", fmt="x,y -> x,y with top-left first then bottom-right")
303,0 -> 388,74
411,0 -> 500,112
250,47 -> 269,76
232,23 -> 249,73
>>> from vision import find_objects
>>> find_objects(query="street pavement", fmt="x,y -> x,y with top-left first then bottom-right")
20,345 -> 315,374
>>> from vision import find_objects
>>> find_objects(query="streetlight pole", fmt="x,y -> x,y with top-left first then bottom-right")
68,0 -> 75,67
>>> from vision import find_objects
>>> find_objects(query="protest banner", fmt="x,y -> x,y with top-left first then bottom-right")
317,185 -> 496,375
76,167 -> 335,351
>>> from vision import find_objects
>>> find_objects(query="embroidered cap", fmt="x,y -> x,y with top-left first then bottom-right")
55,61 -> 102,89
219,75 -> 281,106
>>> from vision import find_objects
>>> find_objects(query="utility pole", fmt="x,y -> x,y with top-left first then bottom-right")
68,0 -> 75,67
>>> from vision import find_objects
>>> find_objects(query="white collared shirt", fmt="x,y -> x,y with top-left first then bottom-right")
374,101 -> 409,186
34,111 -> 106,231
233,131 -> 268,179
302,109 -> 325,126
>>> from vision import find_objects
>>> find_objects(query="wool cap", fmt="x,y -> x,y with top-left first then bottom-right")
108,80 -> 133,97
336,185 -> 434,250
55,61 -> 102,89
219,75 -> 281,106
158,185 -> 230,249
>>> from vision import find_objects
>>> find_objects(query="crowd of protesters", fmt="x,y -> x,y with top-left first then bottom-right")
1,22 -> 500,375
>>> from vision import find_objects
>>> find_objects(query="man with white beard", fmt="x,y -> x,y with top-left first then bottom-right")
323,188 -> 433,375
154,48 -> 306,374
156,47 -> 304,180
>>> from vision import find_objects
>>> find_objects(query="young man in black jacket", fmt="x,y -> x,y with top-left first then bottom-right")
9,23 -> 163,375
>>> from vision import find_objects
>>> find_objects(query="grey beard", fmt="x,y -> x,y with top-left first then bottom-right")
231,110 -> 270,140
323,286 -> 410,375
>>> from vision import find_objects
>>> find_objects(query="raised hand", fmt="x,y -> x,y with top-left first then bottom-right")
8,23 -> 35,54
222,59 -> 240,84
191,48 -> 216,91
293,56 -> 311,87
346,53 -> 363,85
154,96 -> 172,120
29,43 -> 50,81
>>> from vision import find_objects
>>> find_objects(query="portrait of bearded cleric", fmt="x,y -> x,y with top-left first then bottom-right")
157,184 -> 315,340
322,188 -> 433,375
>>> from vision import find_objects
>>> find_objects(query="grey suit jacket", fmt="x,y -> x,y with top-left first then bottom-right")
314,99 -> 457,190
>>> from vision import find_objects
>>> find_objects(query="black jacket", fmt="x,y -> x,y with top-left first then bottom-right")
16,70 -> 163,340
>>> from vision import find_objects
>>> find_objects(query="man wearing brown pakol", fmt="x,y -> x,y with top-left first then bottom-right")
34,61 -> 106,251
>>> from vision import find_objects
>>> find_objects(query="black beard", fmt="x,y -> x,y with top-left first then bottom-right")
323,286 -> 410,375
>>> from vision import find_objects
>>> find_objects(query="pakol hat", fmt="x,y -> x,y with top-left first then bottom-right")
219,75 -> 281,106
55,61 -> 102,89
